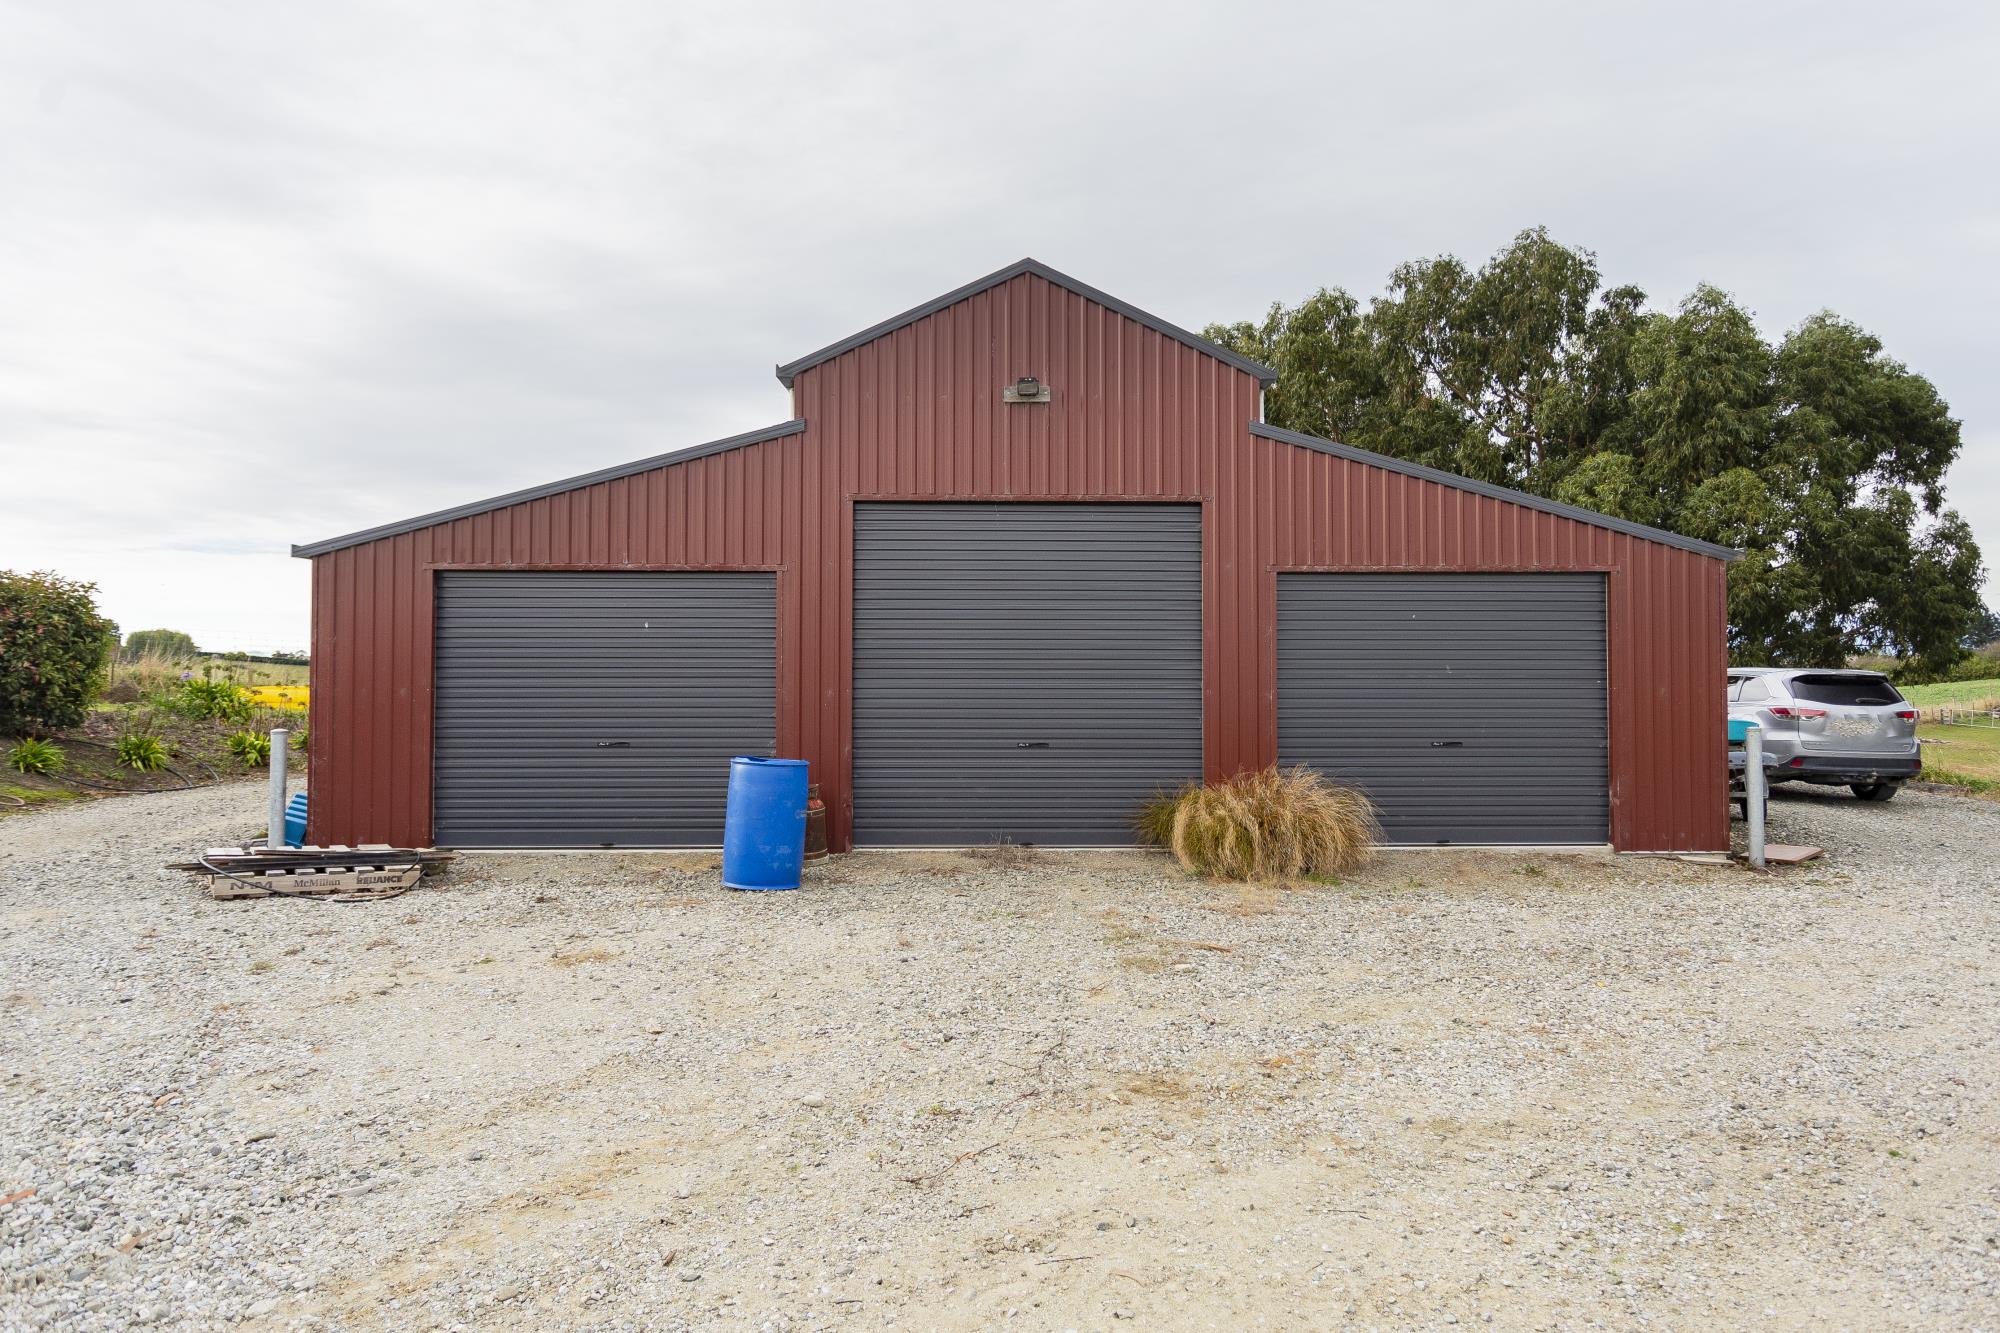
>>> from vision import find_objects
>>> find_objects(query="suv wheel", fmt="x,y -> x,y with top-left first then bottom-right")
1850,783 -> 1898,802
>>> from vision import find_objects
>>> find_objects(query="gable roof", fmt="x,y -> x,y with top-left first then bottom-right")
1251,422 -> 1738,561
291,420 -> 807,558
292,265 -> 1729,564
773,258 -> 1279,389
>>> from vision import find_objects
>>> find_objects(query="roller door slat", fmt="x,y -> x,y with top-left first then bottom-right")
853,504 -> 1202,846
432,572 -> 775,848
1278,573 -> 1610,846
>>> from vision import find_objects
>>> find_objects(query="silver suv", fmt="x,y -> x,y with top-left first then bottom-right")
1727,668 -> 1921,800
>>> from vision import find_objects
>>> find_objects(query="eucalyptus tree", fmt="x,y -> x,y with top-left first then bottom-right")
1207,229 -> 1984,673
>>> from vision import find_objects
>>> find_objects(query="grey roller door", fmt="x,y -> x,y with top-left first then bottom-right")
853,503 -> 1203,845
1278,573 -> 1608,845
433,572 -> 775,848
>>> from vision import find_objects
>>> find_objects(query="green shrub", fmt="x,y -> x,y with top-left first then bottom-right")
159,678 -> 253,723
115,734 -> 168,772
122,629 -> 198,661
1945,654 -> 2000,683
291,726 -> 308,754
1892,653 -> 2000,687
226,730 -> 272,767
7,737 -> 66,776
0,571 -> 116,734
1137,766 -> 1378,882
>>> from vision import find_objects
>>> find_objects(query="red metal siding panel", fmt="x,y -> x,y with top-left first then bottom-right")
1253,441 -> 1726,852
304,553 -> 326,844
311,270 -> 1727,854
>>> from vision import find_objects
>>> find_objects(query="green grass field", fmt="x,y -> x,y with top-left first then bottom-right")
1900,677 -> 2000,710
1919,720 -> 2000,794
198,657 -> 309,687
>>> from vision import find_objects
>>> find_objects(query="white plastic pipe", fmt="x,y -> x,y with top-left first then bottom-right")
1744,723 -> 1766,869
268,728 -> 290,849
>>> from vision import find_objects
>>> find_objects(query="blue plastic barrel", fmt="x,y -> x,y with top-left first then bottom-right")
283,791 -> 308,848
721,757 -> 809,890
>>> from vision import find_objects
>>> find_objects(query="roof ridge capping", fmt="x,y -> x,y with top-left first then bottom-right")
290,420 -> 808,558
774,258 -> 1279,389
1250,422 -> 1740,561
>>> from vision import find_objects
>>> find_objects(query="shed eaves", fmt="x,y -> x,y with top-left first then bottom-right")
291,420 -> 807,559
1250,422 -> 1738,561
293,414 -> 1735,562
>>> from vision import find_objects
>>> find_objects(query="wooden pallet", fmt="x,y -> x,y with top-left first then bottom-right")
208,843 -> 430,862
168,842 -> 452,900
204,862 -> 422,901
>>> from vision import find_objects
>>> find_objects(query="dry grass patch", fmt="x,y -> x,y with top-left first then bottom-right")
1092,909 -> 1151,946
104,649 -> 196,701
1117,1071 -> 1191,1102
1199,887 -> 1281,917
551,945 -> 618,968
1138,767 -> 1378,883
896,851 -> 973,880
961,840 -> 1042,869
1120,1072 -> 1192,1096
1093,916 -> 1180,974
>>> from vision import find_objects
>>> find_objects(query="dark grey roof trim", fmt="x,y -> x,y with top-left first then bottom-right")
1250,422 -> 1739,561
774,258 -> 1279,389
291,420 -> 808,558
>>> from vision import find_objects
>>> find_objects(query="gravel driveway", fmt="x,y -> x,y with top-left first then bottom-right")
3,782 -> 1997,1331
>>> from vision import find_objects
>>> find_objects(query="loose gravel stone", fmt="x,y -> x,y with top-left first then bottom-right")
2,780 -> 1997,1329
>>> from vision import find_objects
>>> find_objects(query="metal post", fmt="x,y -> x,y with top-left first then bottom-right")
1744,722 -> 1766,870
267,728 -> 290,849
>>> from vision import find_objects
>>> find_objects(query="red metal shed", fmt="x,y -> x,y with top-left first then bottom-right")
295,260 -> 1732,854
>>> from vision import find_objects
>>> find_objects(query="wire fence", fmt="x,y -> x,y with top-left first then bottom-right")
1919,701 -> 2000,729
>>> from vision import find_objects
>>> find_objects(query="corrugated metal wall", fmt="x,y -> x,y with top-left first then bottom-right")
1250,437 -> 1729,852
307,269 -> 1728,853
306,436 -> 805,851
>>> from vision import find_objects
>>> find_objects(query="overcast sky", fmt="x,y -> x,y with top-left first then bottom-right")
2,1 -> 1995,652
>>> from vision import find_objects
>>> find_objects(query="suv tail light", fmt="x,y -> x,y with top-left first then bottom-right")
1895,709 -> 1917,720
1768,706 -> 1827,719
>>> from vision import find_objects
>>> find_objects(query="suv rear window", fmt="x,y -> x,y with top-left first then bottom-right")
1788,674 -> 1904,706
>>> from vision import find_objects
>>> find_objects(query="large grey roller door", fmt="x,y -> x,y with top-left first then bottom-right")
433,572 -> 775,848
853,503 -> 1203,845
1278,573 -> 1608,845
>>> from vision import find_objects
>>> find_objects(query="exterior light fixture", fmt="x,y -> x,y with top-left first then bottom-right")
1003,376 -> 1048,404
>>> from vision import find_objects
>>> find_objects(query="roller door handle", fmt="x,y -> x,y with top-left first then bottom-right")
1430,740 -> 1464,748
596,740 -> 632,748
1017,741 -> 1052,749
